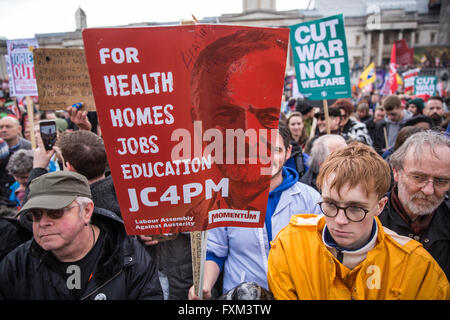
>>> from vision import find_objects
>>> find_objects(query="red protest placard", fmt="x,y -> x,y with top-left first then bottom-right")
82,24 -> 288,235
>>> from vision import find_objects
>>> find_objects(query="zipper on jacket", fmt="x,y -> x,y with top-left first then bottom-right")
80,269 -> 123,300
336,250 -> 344,263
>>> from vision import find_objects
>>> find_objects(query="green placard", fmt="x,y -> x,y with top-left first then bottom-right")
290,14 -> 351,100
414,76 -> 437,96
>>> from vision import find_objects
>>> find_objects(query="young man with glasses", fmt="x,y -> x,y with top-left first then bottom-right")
379,130 -> 450,280
0,171 -> 162,300
267,142 -> 448,299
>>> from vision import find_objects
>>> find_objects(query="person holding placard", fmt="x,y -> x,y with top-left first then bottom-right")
188,124 -> 321,299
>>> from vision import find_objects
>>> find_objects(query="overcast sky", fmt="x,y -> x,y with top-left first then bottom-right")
0,0 -> 309,40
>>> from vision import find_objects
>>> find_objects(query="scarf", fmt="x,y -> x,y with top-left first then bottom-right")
390,185 -> 434,236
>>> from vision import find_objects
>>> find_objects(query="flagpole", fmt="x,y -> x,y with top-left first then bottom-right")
25,96 -> 36,149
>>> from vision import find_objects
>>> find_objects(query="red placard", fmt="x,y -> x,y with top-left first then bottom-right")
82,24 -> 289,235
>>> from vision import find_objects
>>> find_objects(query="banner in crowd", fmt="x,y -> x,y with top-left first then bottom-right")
414,76 -> 437,96
375,69 -> 386,90
402,68 -> 420,93
4,55 -> 15,97
380,72 -> 390,96
289,14 -> 351,100
6,38 -> 39,97
394,39 -> 414,66
83,25 -> 289,235
389,41 -> 398,94
358,62 -> 375,88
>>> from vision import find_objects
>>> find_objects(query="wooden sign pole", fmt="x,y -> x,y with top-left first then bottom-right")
25,96 -> 36,149
181,17 -> 208,300
190,230 -> 208,299
310,117 -> 317,138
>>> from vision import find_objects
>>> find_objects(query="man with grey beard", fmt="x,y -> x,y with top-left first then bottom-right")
379,130 -> 450,280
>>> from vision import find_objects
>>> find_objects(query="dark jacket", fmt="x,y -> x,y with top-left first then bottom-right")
90,175 -> 121,218
0,207 -> 163,300
146,233 -> 193,300
284,141 -> 306,179
0,216 -> 32,261
299,167 -> 318,191
0,169 -> 124,264
378,193 -> 450,280
363,116 -> 377,144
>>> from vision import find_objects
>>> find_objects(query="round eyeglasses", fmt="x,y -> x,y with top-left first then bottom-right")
318,201 -> 368,222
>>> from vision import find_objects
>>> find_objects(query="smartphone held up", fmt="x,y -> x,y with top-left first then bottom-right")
39,120 -> 57,151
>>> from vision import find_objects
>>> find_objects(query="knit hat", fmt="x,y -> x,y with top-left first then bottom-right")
407,97 -> 425,112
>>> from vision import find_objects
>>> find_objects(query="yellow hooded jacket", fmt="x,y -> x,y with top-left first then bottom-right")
267,214 -> 449,300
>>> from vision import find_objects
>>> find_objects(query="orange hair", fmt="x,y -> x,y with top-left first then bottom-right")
316,142 -> 391,199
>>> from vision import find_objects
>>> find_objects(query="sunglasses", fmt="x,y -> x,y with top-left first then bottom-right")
30,205 -> 80,222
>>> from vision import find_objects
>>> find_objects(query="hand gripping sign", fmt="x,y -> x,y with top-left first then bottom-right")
82,25 -> 289,235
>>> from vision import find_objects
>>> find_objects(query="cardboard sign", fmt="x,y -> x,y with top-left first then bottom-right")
290,14 -> 351,100
6,38 -> 39,97
82,25 -> 289,235
33,48 -> 95,111
414,76 -> 437,96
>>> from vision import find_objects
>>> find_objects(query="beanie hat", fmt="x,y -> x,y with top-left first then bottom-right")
407,97 -> 425,112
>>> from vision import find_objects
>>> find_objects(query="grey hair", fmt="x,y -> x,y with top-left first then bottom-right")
389,130 -> 450,170
75,196 -> 93,211
75,196 -> 93,223
308,134 -> 346,173
6,149 -> 34,175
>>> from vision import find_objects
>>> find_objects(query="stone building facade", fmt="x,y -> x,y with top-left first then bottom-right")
1,0 -> 448,82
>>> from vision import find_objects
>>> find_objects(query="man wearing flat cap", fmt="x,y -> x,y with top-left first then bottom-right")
0,171 -> 162,300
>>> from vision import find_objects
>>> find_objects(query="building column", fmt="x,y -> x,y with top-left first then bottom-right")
410,30 -> 416,48
398,30 -> 403,40
365,32 -> 372,66
377,31 -> 384,66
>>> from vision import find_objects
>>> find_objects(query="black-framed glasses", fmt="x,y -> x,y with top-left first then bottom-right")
318,201 -> 368,222
30,205 -> 80,222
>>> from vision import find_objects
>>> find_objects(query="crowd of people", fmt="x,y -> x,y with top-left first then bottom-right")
0,58 -> 449,299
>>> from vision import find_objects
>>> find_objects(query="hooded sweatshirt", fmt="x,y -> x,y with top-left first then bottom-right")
206,166 -> 321,293
265,166 -> 298,247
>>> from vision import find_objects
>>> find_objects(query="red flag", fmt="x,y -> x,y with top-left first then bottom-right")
389,43 -> 398,94
395,39 -> 414,66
